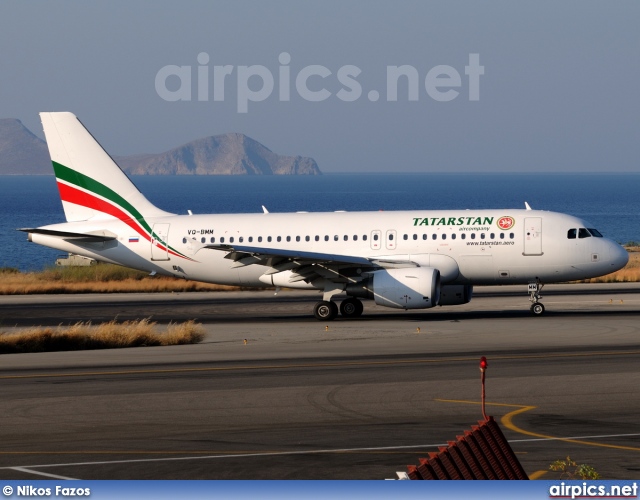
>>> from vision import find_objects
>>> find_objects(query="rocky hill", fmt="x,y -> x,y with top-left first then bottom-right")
0,119 -> 50,174
0,119 -> 321,175
115,133 -> 320,175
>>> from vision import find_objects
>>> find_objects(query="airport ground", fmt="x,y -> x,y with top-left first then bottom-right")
0,283 -> 639,480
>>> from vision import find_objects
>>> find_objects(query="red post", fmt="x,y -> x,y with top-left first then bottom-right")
479,356 -> 488,421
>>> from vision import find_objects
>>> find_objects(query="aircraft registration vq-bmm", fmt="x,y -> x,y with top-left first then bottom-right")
22,113 -> 629,320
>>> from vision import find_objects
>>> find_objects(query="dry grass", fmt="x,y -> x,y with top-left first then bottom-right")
580,248 -> 640,283
0,264 -> 246,295
1,247 -> 638,295
0,319 -> 205,354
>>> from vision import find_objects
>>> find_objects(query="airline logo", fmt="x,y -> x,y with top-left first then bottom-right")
497,216 -> 515,230
52,161 -> 193,261
412,216 -> 494,227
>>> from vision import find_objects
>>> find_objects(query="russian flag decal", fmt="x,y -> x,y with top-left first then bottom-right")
129,236 -> 140,243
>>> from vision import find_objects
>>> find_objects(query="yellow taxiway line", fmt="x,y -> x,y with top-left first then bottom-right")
436,398 -> 640,479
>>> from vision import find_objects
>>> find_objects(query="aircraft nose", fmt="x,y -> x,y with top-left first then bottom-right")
609,241 -> 629,272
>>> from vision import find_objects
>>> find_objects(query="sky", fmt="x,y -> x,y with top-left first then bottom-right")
1,1 -> 638,173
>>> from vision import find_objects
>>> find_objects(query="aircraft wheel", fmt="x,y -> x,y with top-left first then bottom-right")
340,298 -> 364,318
530,303 -> 545,316
314,301 -> 338,321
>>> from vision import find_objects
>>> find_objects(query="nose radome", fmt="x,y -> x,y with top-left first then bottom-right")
609,242 -> 629,271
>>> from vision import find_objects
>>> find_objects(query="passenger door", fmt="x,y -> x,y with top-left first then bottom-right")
151,223 -> 170,261
523,217 -> 542,256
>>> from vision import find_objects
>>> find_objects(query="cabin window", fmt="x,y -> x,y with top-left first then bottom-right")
353,235 -> 358,241
344,235 -> 348,241
201,237 -> 206,243
403,234 -> 408,241
363,234 -> 368,241
277,236 -> 282,242
334,235 -> 339,241
442,234 -> 447,240
578,228 -> 591,239
461,233 -> 466,240
490,233 -> 495,240
239,236 -> 244,243
325,235 -> 329,241
413,234 -> 418,240
315,235 -> 319,241
305,236 -> 310,242
432,234 -> 437,240
296,236 -> 300,242
258,236 -> 263,242
182,237 -> 187,244
229,237 -> 234,243
267,236 -> 272,242
500,233 -> 504,239
220,237 -> 225,243
480,233 -> 485,240
471,233 -> 476,240
510,233 -> 515,239
423,234 -> 427,240
373,234 -> 379,241
451,233 -> 456,240
248,236 -> 253,243
389,233 -> 394,241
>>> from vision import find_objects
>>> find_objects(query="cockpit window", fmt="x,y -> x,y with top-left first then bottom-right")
588,228 -> 603,237
578,228 -> 591,238
567,228 -> 576,239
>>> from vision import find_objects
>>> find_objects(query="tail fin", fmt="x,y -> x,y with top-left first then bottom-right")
40,112 -> 171,222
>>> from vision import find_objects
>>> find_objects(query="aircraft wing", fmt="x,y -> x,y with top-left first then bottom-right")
202,243 -> 418,285
207,244 -> 372,266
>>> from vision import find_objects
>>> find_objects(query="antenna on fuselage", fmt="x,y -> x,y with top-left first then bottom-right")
262,205 -> 269,214
524,202 -> 532,211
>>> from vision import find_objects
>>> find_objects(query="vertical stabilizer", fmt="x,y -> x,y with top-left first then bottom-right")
40,112 -> 172,222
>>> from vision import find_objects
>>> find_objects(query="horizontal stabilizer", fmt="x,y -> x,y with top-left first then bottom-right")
19,228 -> 117,243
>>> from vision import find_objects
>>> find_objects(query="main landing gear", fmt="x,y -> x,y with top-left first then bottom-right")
339,297 -> 364,318
313,297 -> 364,321
528,281 -> 545,316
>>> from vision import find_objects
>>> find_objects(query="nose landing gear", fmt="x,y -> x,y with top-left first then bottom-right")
528,281 -> 545,315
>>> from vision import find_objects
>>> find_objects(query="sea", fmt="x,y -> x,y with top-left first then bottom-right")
1,173 -> 639,272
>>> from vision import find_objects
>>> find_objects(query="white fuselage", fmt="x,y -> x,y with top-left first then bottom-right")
31,208 -> 628,288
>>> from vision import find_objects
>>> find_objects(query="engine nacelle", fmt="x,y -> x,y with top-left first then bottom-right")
438,285 -> 473,306
346,267 -> 440,309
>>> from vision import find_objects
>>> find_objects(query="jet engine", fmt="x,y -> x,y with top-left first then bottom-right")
346,267 -> 440,309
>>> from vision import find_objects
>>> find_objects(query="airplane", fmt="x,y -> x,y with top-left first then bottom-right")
21,112 -> 629,320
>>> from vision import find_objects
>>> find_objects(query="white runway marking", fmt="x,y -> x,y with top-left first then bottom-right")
2,432 -> 639,475
9,467 -> 78,480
